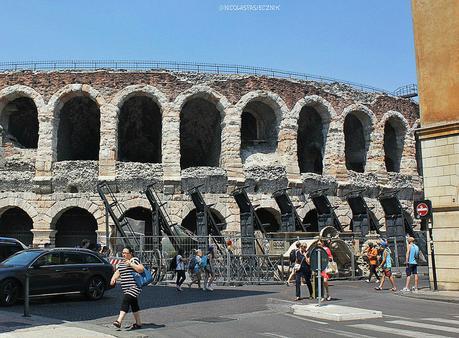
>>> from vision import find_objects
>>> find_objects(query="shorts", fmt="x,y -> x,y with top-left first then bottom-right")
383,269 -> 392,277
321,271 -> 331,280
406,264 -> 418,276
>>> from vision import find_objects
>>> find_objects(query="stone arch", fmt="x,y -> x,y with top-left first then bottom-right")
234,91 -> 288,163
292,96 -> 336,175
342,104 -> 376,173
380,111 -> 408,173
110,85 -> 168,110
176,86 -> 230,169
48,84 -> 106,161
54,207 -> 98,247
255,207 -> 281,233
0,197 -> 39,222
47,198 -> 103,230
0,85 -> 45,149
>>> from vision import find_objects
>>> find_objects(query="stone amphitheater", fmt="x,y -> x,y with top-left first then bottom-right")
0,66 -> 422,247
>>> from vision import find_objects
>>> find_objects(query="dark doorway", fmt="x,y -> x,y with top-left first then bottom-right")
255,208 -> 281,233
181,209 -> 226,235
55,207 -> 97,247
0,207 -> 34,246
384,118 -> 404,173
344,113 -> 367,172
180,98 -> 221,169
1,97 -> 39,148
297,106 -> 324,174
57,96 -> 100,161
123,207 -> 153,236
303,209 -> 318,232
118,96 -> 162,163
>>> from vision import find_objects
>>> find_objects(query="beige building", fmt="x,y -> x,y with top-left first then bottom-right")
412,0 -> 459,290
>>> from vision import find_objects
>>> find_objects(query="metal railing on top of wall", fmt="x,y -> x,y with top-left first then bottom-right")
0,60 -> 390,94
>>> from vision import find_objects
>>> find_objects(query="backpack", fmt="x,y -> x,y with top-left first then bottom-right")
200,255 -> 208,269
413,244 -> 420,260
289,249 -> 297,263
169,255 -> 177,271
188,256 -> 197,271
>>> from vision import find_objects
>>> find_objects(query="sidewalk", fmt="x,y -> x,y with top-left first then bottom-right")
398,289 -> 459,304
0,310 -> 116,338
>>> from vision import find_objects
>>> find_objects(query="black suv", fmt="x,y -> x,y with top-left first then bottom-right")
0,248 -> 115,306
0,237 -> 27,262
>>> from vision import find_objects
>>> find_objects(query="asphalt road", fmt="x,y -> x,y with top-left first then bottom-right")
4,276 -> 459,338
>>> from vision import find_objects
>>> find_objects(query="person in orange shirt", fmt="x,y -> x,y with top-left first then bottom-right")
365,242 -> 380,283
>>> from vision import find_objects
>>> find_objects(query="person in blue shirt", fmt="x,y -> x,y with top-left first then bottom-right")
375,241 -> 397,292
402,237 -> 420,292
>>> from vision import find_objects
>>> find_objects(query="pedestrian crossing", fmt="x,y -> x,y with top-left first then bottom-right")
289,313 -> 459,338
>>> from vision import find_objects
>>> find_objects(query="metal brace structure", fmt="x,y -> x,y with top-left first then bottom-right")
97,181 -> 140,249
309,189 -> 342,232
345,189 -> 380,237
188,185 -> 226,252
272,189 -> 306,232
232,186 -> 268,255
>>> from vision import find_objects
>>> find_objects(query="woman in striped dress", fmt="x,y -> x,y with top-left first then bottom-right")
110,246 -> 144,330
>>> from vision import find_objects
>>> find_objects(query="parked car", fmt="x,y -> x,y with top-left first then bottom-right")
0,248 -> 115,306
0,237 -> 28,262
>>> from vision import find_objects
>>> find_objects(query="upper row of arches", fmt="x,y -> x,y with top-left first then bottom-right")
0,84 -> 417,174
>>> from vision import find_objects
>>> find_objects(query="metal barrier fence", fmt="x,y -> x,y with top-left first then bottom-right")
103,233 -> 426,285
0,60 -> 389,94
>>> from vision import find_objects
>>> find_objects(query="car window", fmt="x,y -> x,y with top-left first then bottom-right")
2,250 -> 42,266
35,252 -> 61,266
63,252 -> 85,264
84,253 -> 103,264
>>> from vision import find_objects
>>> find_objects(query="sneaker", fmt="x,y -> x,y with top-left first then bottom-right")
365,279 -> 370,283
375,279 -> 380,283
401,287 -> 410,292
207,286 -> 214,291
202,286 -> 207,291
375,286 -> 382,290
411,287 -> 419,292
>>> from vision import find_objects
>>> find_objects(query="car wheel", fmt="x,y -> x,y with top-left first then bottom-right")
0,279 -> 20,306
86,276 -> 105,301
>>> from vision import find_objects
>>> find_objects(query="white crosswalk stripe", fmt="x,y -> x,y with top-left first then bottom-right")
349,323 -> 450,338
388,320 -> 459,334
422,318 -> 459,326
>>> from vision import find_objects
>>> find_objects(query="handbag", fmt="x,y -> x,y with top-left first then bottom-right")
325,260 -> 338,275
131,267 -> 153,288
293,256 -> 305,271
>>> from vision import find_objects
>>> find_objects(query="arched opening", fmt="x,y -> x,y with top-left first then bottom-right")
0,97 -> 39,148
180,98 -> 221,169
57,96 -> 100,161
297,106 -> 324,174
123,207 -> 153,236
118,96 -> 162,163
303,209 -> 318,232
384,118 -> 405,173
344,112 -> 371,172
240,101 -> 278,162
0,207 -> 33,246
181,209 -> 226,235
255,208 -> 281,233
55,207 -> 97,247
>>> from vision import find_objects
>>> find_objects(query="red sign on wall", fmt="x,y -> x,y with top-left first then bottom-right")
414,200 -> 432,219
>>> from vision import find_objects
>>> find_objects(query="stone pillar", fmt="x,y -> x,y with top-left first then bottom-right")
98,103 -> 118,180
32,229 -> 57,247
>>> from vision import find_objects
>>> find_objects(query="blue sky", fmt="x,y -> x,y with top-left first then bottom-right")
0,0 -> 416,91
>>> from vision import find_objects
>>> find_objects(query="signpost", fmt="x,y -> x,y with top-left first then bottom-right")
414,200 -> 437,290
310,247 -> 328,307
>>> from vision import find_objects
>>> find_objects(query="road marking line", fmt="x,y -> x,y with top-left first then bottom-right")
349,324 -> 449,338
388,320 -> 459,334
283,313 -> 327,325
383,314 -> 412,320
422,318 -> 459,326
259,333 -> 291,338
317,327 -> 374,338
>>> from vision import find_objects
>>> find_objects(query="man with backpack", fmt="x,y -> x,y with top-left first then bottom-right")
187,249 -> 202,289
402,237 -> 420,292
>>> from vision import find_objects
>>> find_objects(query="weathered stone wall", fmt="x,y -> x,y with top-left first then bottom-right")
0,70 -> 422,246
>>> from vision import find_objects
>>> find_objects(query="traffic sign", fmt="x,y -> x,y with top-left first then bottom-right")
310,247 -> 329,272
414,200 -> 432,219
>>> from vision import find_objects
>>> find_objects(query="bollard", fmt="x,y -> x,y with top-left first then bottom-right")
23,271 -> 30,317
280,254 -> 284,282
226,251 -> 231,284
317,249 -> 322,307
351,250 -> 355,280
393,237 -> 401,276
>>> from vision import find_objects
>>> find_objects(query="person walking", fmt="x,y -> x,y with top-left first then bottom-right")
188,249 -> 202,289
402,237 -> 420,292
375,241 -> 397,292
203,245 -> 216,291
365,242 -> 380,283
287,241 -> 301,286
175,248 -> 187,291
318,240 -> 333,301
294,243 -> 313,301
110,246 -> 144,330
